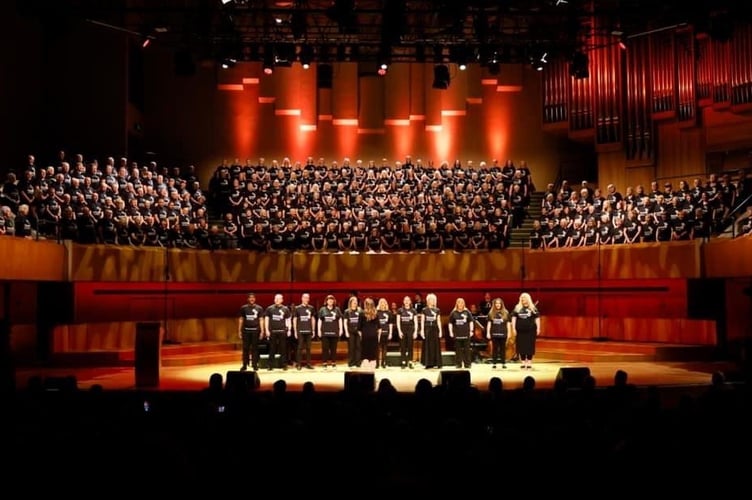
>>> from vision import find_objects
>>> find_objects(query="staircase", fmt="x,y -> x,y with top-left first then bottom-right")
507,191 -> 544,248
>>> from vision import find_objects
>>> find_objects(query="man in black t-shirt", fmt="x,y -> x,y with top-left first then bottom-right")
238,293 -> 265,371
264,294 -> 291,370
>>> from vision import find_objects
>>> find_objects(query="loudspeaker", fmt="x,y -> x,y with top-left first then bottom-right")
555,367 -> 591,389
317,63 -> 333,89
43,375 -> 78,392
344,371 -> 375,393
259,353 -> 284,369
135,322 -> 161,388
225,370 -> 260,393
441,351 -> 456,366
386,352 -> 402,367
438,370 -> 471,390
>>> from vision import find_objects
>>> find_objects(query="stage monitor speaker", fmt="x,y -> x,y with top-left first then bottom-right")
43,375 -> 78,392
344,371 -> 375,393
555,367 -> 591,389
438,370 -> 471,390
225,370 -> 260,393
135,322 -> 161,388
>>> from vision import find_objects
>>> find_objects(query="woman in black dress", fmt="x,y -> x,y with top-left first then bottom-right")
511,292 -> 540,370
359,297 -> 380,366
420,293 -> 443,369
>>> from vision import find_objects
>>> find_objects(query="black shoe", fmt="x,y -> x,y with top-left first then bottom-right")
306,364 -> 314,369
240,365 -> 248,372
502,364 -> 507,369
492,364 -> 496,369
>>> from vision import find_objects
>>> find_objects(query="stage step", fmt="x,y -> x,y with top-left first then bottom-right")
536,338 -> 718,362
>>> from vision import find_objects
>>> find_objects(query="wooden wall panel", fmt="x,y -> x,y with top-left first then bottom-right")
69,277 -> 693,324
59,240 -> 714,284
291,251 -> 524,283
0,239 -> 66,281
703,236 -> 752,278
52,317 -> 235,352
543,316 -> 716,345
50,315 -> 717,351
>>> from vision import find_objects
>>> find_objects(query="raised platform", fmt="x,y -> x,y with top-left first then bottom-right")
47,337 -> 722,368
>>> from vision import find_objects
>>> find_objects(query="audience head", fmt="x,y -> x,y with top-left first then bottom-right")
488,376 -> 503,394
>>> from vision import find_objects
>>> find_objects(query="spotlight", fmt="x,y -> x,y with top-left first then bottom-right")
451,45 -> 470,71
432,64 -> 450,89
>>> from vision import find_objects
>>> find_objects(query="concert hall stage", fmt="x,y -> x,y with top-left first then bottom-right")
15,338 -> 742,398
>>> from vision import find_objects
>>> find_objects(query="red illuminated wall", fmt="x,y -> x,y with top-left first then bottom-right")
143,49 -> 572,187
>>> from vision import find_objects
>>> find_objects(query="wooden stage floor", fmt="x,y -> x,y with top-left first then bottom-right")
14,358 -> 743,396
16,337 -> 745,397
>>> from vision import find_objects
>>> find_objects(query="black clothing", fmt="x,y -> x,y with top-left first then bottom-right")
318,305 -> 343,366
512,306 -> 540,360
344,308 -> 364,367
239,302 -> 265,370
448,309 -> 474,368
397,306 -> 418,368
421,306 -> 442,368
265,303 -> 291,370
359,314 -> 380,364
294,304 -> 316,368
487,310 -> 511,367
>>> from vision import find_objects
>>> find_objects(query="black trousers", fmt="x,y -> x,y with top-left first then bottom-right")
321,336 -> 339,364
378,337 -> 390,367
296,333 -> 313,366
268,330 -> 287,368
241,329 -> 261,369
400,334 -> 414,366
490,335 -> 507,365
347,333 -> 362,367
454,337 -> 472,368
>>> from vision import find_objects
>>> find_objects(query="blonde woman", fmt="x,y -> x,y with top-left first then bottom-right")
511,292 -> 540,370
376,298 -> 394,368
486,298 -> 511,369
421,293 -> 443,368
396,295 -> 419,369
447,297 -> 474,369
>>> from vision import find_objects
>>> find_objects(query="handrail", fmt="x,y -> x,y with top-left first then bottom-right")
721,192 -> 752,237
